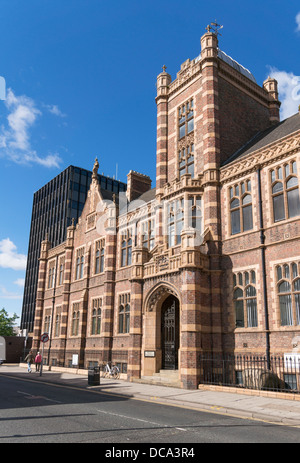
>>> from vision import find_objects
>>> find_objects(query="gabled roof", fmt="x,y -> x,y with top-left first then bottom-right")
222,112 -> 300,167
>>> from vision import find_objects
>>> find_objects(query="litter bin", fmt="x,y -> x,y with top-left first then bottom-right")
88,367 -> 100,386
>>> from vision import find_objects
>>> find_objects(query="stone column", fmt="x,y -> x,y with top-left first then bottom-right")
127,247 -> 147,380
156,67 -> 171,194
60,222 -> 75,365
200,31 -> 223,355
32,236 -> 51,350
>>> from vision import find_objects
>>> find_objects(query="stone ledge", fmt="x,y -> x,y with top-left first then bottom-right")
198,383 -> 300,401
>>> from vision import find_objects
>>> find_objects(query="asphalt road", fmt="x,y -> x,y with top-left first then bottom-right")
0,374 -> 299,447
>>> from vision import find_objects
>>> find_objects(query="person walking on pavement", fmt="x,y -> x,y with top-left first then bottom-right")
35,352 -> 42,372
24,350 -> 35,373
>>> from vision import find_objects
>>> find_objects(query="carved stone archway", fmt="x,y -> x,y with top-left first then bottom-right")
145,283 -> 180,313
142,283 -> 181,376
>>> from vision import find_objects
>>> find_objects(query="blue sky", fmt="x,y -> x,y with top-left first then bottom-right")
0,0 -> 300,323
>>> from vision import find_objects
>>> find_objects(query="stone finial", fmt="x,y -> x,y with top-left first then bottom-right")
92,157 -> 99,180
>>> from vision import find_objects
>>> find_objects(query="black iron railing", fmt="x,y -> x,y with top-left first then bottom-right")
199,353 -> 300,393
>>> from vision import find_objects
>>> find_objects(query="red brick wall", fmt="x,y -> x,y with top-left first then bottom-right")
218,77 -> 271,164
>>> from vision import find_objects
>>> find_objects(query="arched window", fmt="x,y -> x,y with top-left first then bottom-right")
278,280 -> 292,326
294,278 -> 300,325
91,308 -> 101,335
118,293 -> 130,333
95,239 -> 105,274
72,304 -> 80,336
48,262 -> 56,288
276,262 -> 300,326
100,247 -> 105,273
234,287 -> 244,327
75,248 -> 84,280
95,249 -> 100,273
118,305 -> 124,333
245,285 -> 257,328
167,198 -> 184,247
125,304 -> 130,333
271,161 -> 300,222
59,261 -> 64,286
91,298 -> 102,335
55,314 -> 61,337
44,315 -> 51,334
178,99 -> 194,139
142,219 -> 155,250
233,270 -> 258,328
178,143 -> 194,178
229,180 -> 253,235
120,229 -> 132,267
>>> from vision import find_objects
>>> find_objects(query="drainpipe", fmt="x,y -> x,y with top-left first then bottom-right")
257,167 -> 271,369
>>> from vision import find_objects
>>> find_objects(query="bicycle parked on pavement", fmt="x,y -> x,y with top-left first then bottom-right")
102,362 -> 120,379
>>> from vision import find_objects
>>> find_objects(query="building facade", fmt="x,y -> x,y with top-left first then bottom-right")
21,165 -> 126,333
32,29 -> 300,389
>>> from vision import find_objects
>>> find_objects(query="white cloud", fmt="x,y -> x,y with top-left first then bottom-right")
296,12 -> 300,32
0,286 -> 23,300
14,278 -> 25,288
0,238 -> 27,271
45,104 -> 66,118
0,88 -> 62,168
268,67 -> 300,120
6,89 -> 41,151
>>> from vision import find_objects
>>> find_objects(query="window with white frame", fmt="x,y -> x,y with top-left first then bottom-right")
187,195 -> 202,231
167,198 -> 184,247
233,270 -> 258,328
47,261 -> 56,289
141,218 -> 155,250
95,239 -> 105,274
120,228 -> 132,267
58,257 -> 65,285
75,248 -> 84,280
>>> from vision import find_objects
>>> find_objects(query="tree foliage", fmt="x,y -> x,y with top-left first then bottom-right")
0,309 -> 19,336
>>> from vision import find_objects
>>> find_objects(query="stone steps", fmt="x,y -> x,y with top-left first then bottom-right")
133,370 -> 181,388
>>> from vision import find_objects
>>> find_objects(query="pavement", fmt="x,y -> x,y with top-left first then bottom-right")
1,364 -> 300,427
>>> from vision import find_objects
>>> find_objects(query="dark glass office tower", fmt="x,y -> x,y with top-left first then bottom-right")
21,165 -> 126,333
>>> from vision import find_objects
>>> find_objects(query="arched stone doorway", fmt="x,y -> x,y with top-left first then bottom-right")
161,296 -> 179,370
142,283 -> 181,376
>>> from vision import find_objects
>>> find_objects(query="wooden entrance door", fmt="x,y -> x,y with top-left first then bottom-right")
161,296 -> 179,369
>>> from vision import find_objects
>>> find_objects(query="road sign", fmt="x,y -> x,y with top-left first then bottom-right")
40,333 -> 49,343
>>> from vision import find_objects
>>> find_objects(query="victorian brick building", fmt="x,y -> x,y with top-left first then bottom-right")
32,28 -> 300,389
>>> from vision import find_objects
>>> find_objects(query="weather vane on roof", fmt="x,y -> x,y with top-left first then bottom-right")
206,21 -> 223,36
